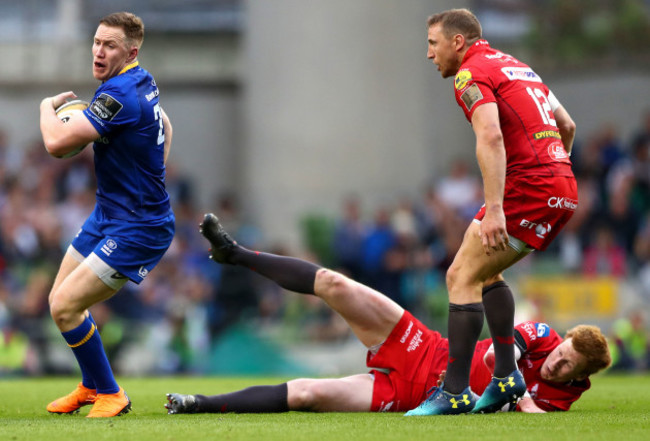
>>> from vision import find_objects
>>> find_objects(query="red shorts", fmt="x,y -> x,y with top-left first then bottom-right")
369,311 -> 448,412
474,175 -> 578,251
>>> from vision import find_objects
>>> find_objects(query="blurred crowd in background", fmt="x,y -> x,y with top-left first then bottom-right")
1,109 -> 650,376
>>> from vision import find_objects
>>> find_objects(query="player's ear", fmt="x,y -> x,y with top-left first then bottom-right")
127,46 -> 139,63
453,33 -> 464,50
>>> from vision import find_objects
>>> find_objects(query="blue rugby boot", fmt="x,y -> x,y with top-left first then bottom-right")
404,385 -> 476,416
471,369 -> 526,413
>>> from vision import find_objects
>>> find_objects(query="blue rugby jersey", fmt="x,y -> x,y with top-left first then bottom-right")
83,62 -> 171,221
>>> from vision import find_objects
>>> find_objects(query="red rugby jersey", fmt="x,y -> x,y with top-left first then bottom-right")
513,321 -> 590,411
453,40 -> 574,179
468,321 -> 590,411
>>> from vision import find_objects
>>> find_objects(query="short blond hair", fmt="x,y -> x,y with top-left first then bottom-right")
99,11 -> 144,48
426,8 -> 482,43
565,325 -> 612,376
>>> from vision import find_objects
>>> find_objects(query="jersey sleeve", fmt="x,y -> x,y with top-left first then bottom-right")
84,82 -> 140,136
514,321 -> 558,355
454,66 -> 496,121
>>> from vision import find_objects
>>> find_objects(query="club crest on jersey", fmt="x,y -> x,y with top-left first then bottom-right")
548,142 -> 569,161
454,70 -> 472,90
90,93 -> 124,121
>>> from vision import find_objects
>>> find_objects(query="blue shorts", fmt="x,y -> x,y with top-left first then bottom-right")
71,204 -> 175,284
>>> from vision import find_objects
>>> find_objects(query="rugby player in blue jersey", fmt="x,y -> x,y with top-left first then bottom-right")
39,11 -> 174,418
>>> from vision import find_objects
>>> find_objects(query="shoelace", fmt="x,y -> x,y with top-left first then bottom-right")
423,386 -> 443,402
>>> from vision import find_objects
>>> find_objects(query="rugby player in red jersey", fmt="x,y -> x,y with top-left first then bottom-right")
403,9 -> 581,415
164,215 -> 610,415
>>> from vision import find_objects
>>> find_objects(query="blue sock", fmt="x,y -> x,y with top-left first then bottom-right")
73,312 -> 97,390
62,316 -> 119,394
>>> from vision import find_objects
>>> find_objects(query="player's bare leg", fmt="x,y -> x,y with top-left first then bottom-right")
48,255 -> 131,418
166,374 -> 374,414
313,269 -> 403,348
407,221 -> 528,416
287,374 -> 374,411
199,213 -> 404,347
445,221 -> 527,412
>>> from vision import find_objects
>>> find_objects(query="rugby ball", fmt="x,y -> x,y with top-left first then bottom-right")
54,100 -> 91,158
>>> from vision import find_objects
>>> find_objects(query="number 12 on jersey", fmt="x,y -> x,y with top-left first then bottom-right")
526,87 -> 557,127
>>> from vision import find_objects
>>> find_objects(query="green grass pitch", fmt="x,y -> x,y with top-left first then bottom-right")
1,374 -> 649,441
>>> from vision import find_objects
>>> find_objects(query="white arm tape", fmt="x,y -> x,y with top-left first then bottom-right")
548,90 -> 561,112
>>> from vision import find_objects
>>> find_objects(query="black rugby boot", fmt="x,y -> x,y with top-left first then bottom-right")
199,213 -> 237,264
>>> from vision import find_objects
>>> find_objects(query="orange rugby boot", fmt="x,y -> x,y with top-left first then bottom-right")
47,382 -> 97,414
86,387 -> 132,418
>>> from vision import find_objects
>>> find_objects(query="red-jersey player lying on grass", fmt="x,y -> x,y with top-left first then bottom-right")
164,214 -> 611,415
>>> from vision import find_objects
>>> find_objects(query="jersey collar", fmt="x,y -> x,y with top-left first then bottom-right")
118,61 -> 139,75
462,39 -> 490,64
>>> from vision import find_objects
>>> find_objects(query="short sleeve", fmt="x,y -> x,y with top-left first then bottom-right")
83,82 -> 140,136
514,321 -> 557,354
454,66 -> 496,120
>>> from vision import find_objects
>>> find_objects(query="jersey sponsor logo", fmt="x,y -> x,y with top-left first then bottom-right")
100,239 -> 118,256
547,197 -> 578,211
138,266 -> 149,278
90,93 -> 124,121
535,222 -> 552,239
523,322 -> 537,341
529,383 -> 539,399
145,87 -> 159,102
548,142 -> 569,161
460,83 -> 483,111
535,323 -> 550,337
407,329 -> 423,352
454,70 -> 472,90
534,130 -> 562,140
500,67 -> 542,83
400,320 -> 413,343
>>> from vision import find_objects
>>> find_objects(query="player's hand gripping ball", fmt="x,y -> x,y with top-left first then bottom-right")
54,100 -> 91,158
